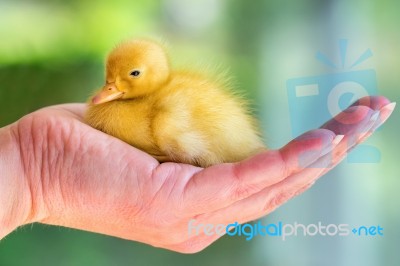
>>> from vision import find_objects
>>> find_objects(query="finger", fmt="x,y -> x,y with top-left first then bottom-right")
322,95 -> 392,135
197,104 -> 388,225
290,101 -> 396,194
181,129 -> 338,215
183,101 -> 381,216
319,101 -> 396,177
196,142 -> 339,225
321,105 -> 377,136
370,102 -> 396,131
168,104 -> 389,255
350,95 -> 391,110
274,108 -> 380,197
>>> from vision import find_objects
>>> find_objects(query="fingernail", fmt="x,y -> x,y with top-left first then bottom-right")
370,111 -> 380,122
382,102 -> 396,112
319,134 -> 344,156
371,102 -> 396,132
356,108 -> 389,144
332,134 -> 345,146
358,110 -> 380,133
346,111 -> 379,148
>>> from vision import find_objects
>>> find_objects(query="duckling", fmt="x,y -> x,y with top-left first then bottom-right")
85,39 -> 265,167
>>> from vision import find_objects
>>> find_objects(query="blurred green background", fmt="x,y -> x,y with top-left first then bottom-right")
0,0 -> 399,265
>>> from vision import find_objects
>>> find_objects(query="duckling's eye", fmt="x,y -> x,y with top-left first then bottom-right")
130,70 -> 141,77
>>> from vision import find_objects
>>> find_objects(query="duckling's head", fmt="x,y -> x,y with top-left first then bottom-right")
92,39 -> 170,105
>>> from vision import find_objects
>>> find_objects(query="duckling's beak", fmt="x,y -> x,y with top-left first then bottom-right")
92,83 -> 124,105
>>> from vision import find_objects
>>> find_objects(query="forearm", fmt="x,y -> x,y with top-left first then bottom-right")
0,124 -> 32,239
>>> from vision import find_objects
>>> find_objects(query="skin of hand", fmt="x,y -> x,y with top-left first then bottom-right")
0,96 -> 395,253
85,39 -> 265,167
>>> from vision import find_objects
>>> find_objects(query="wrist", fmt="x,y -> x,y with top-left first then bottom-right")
0,123 -> 45,239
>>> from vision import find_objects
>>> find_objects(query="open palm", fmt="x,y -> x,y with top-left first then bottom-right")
4,96 -> 394,253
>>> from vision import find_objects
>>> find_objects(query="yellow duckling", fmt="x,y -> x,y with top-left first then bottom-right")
85,39 -> 265,167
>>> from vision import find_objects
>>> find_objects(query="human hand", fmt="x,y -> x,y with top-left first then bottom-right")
0,96 -> 395,253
